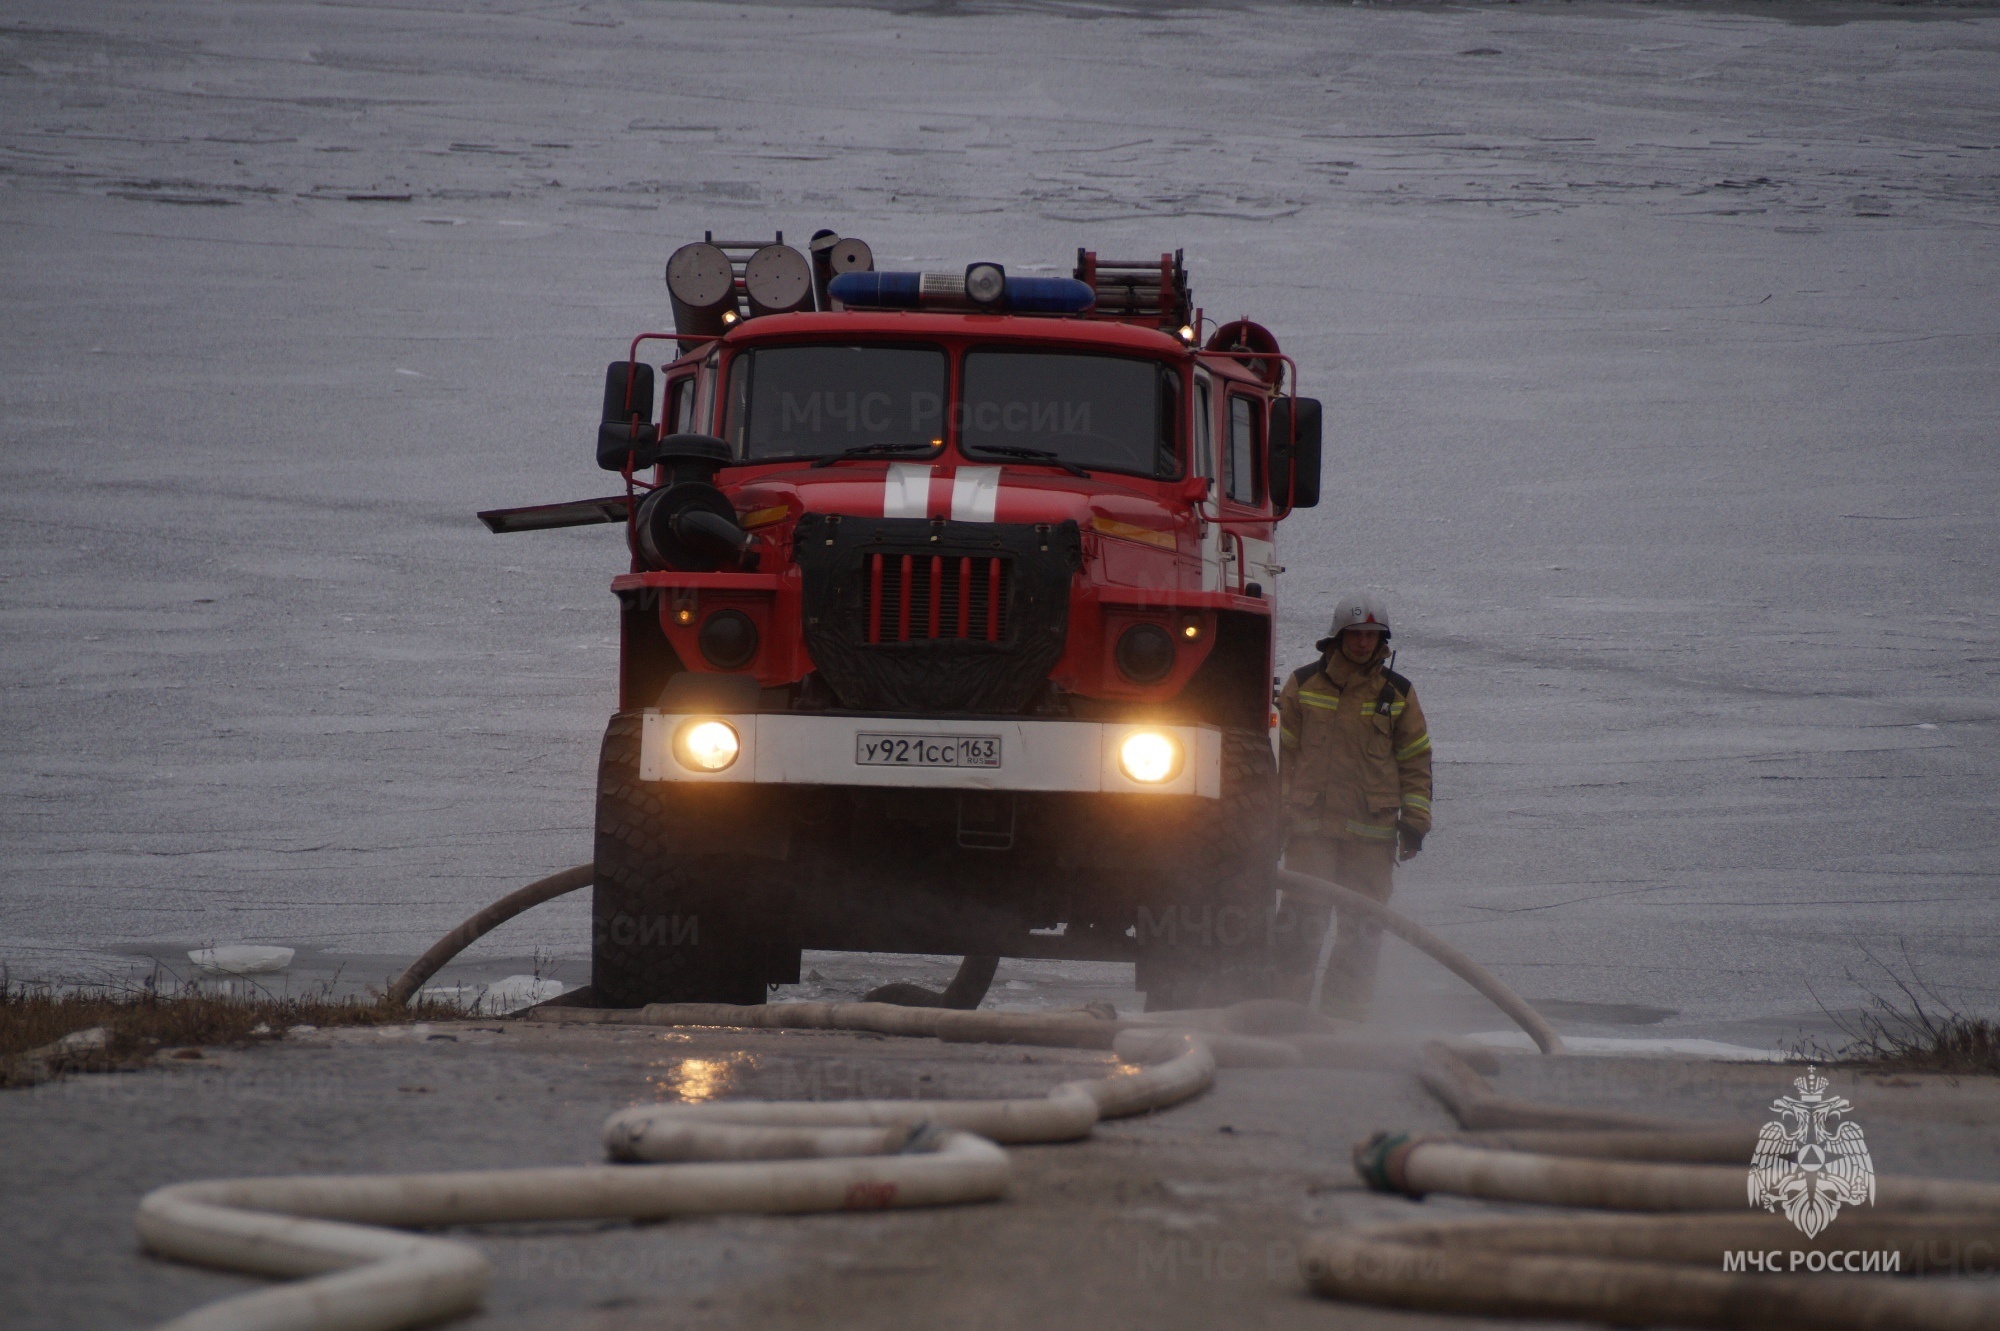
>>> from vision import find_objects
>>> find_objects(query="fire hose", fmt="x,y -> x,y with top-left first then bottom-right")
141,867 -> 2000,1330
138,863 -> 1546,1330
140,1034 -> 1214,1331
1303,1210 -> 2000,1330
1276,867 -> 1563,1054
1296,1042 -> 2000,1329
382,864 -> 593,1007
383,862 -> 1563,1053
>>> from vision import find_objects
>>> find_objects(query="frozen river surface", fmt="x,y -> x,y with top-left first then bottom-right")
1,0 -> 1996,1047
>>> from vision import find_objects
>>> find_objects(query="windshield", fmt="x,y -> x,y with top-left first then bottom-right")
726,344 -> 947,462
960,350 -> 1181,479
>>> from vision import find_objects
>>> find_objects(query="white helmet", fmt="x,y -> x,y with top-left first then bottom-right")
1317,593 -> 1391,650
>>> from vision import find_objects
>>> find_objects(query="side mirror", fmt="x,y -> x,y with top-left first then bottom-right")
1267,396 -> 1321,510
597,360 -> 659,472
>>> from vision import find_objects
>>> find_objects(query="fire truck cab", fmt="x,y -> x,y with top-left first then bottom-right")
484,234 -> 1322,1010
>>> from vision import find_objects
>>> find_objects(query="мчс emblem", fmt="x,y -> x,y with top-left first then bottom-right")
1748,1065 -> 1875,1239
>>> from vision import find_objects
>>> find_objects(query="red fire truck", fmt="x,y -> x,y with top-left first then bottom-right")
483,232 -> 1322,1010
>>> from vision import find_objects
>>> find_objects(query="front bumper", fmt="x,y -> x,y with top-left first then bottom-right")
639,711 -> 1221,798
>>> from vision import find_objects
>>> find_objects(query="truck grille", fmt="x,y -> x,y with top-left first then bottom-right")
794,514 -> 1079,714
866,553 -> 1011,644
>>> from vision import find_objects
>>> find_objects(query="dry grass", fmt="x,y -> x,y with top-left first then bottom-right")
1834,1008 -> 2000,1077
1819,945 -> 2000,1077
1,981 -> 463,1087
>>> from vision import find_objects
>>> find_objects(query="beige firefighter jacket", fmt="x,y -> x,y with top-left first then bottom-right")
1277,649 -> 1433,843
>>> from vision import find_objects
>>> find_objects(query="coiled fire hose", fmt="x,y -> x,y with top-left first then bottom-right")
140,1033 -> 1215,1331
1298,1043 -> 2000,1329
139,862 -> 1549,1330
147,863 -> 2000,1330
1303,1210 -> 2000,1330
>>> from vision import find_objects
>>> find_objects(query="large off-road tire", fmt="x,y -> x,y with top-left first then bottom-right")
591,713 -> 769,1008
1135,726 -> 1284,1012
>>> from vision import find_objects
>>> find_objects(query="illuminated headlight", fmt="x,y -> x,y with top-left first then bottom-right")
1118,730 -> 1183,785
964,262 -> 1007,307
673,718 -> 741,772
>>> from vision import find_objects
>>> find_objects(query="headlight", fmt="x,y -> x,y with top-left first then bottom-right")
697,609 -> 759,669
673,718 -> 740,772
1115,623 -> 1176,683
1118,730 -> 1182,784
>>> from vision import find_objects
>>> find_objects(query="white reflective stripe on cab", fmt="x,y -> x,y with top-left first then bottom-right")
883,463 -> 933,518
1239,534 -> 1278,580
950,467 -> 1002,522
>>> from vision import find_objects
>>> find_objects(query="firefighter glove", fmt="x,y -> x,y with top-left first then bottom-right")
1396,824 -> 1425,862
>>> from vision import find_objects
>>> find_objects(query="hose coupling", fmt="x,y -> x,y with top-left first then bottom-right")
1352,1130 -> 1430,1198
894,1122 -> 954,1155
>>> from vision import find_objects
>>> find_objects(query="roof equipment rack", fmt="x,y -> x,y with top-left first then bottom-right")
1072,249 -> 1193,330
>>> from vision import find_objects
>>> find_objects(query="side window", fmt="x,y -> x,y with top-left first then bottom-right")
1194,380 -> 1214,481
699,350 -> 722,442
1226,395 -> 1260,504
1155,367 -> 1184,480
723,353 -> 747,455
664,376 -> 696,436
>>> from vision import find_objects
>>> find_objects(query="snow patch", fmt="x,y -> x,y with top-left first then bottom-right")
420,974 -> 565,1015
1465,1031 -> 1785,1061
187,946 -> 295,975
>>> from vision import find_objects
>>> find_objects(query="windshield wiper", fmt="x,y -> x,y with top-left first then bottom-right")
965,444 -> 1091,478
809,441 -> 938,468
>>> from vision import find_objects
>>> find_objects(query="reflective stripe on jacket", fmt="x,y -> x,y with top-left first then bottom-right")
1277,650 -> 1433,841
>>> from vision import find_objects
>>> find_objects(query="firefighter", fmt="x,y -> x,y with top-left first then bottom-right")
1277,593 -> 1433,1018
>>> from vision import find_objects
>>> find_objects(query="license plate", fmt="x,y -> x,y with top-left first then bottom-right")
855,733 -> 1002,769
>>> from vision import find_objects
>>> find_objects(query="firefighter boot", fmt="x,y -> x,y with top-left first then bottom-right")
1319,909 -> 1385,1021
1289,835 -> 1396,1020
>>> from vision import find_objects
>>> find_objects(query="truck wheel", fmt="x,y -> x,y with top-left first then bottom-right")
591,713 -> 767,1008
1137,726 -> 1283,1012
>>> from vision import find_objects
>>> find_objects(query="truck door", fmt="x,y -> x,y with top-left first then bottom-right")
1221,391 -> 1277,595
1195,375 -> 1225,592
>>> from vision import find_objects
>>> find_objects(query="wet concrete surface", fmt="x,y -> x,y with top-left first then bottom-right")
3,1017 -> 1996,1329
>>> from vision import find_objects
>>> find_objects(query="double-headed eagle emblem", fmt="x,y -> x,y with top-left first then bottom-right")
1748,1066 -> 1875,1238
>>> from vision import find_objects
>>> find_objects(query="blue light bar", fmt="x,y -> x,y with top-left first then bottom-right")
828,271 -> 1094,314
1004,276 -> 1095,313
827,270 -> 922,309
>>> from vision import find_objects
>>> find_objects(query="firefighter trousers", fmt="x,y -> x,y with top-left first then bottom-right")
1285,833 -> 1396,1015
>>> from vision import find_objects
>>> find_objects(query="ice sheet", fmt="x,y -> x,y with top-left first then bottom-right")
1,1 -> 1995,1040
